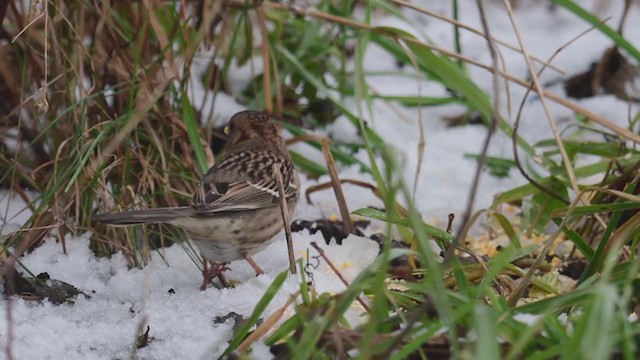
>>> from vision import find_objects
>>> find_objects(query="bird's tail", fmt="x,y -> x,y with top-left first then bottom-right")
94,206 -> 196,225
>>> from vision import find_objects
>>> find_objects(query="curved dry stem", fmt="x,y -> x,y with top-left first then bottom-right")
321,138 -> 354,235
511,18 -> 610,205
502,0 -> 579,196
305,178 -> 409,217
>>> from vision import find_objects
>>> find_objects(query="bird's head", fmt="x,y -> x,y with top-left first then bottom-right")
224,111 -> 285,153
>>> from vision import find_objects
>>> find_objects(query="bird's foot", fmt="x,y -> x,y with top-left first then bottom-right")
200,262 -> 230,290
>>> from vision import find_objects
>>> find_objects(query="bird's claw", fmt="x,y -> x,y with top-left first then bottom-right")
200,262 -> 230,290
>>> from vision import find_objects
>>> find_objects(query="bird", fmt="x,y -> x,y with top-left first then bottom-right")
94,110 -> 300,290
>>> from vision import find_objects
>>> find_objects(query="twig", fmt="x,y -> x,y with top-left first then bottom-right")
502,0 -> 579,196
511,18 -> 611,205
507,191 -> 585,306
236,292 -> 299,355
129,271 -> 150,360
320,138 -> 354,235
444,0 -> 500,267
257,4 -> 273,113
285,134 -> 324,146
273,163 -> 296,274
10,11 -> 45,43
395,38 -> 426,202
389,0 -> 564,74
618,0 -> 632,35
0,212 -> 54,279
310,242 -> 370,312
305,178 -> 409,217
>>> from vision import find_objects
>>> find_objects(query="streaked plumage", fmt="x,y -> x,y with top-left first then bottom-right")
95,110 -> 300,289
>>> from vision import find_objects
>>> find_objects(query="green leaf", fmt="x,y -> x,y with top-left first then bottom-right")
492,212 -> 521,248
370,28 -> 535,157
289,151 -> 327,177
464,154 -> 517,178
475,305 -> 500,359
181,90 -> 208,174
495,155 -> 640,204
550,0 -> 640,61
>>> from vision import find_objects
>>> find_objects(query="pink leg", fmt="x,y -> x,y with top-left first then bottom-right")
244,256 -> 265,276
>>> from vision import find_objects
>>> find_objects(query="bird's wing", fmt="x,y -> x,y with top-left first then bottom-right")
193,151 -> 298,214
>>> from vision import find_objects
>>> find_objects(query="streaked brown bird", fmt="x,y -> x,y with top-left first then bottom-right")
95,110 -> 300,289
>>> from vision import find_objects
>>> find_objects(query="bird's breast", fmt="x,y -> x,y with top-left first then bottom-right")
172,204 -> 295,263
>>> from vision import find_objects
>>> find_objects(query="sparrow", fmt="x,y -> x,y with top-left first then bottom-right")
94,110 -> 300,290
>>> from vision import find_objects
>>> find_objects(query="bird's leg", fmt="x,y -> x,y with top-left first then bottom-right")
200,261 -> 230,290
243,256 -> 265,276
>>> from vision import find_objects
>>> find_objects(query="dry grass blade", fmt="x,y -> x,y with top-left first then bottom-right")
285,134 -> 325,146
394,39 -> 426,202
320,138 -> 354,235
603,210 -> 640,257
0,212 -> 54,279
86,77 -> 173,182
511,17 -> 612,210
501,0 -> 579,197
389,0 -> 565,74
236,292 -> 299,356
618,0 -> 633,34
257,4 -> 273,113
444,0 -> 500,268
272,163 -> 296,274
507,190 -> 585,306
142,0 -> 179,76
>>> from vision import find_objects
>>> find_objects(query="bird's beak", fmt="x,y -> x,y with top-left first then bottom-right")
224,125 -> 230,135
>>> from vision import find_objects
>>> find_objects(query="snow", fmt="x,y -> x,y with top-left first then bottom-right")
1,221 -> 377,359
2,1 -> 640,359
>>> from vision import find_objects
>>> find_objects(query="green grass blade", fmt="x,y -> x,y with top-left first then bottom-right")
221,270 -> 289,357
551,0 -> 640,60
181,90 -> 208,174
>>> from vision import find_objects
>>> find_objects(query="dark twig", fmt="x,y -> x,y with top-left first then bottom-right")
444,0 -> 500,267
511,19 -> 609,206
618,0 -> 632,35
310,242 -> 369,312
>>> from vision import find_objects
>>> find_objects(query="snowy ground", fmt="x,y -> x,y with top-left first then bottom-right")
2,1 -> 640,359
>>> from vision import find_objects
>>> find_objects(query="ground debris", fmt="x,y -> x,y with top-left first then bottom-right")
291,218 -> 369,244
3,268 -> 90,304
564,46 -> 640,101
